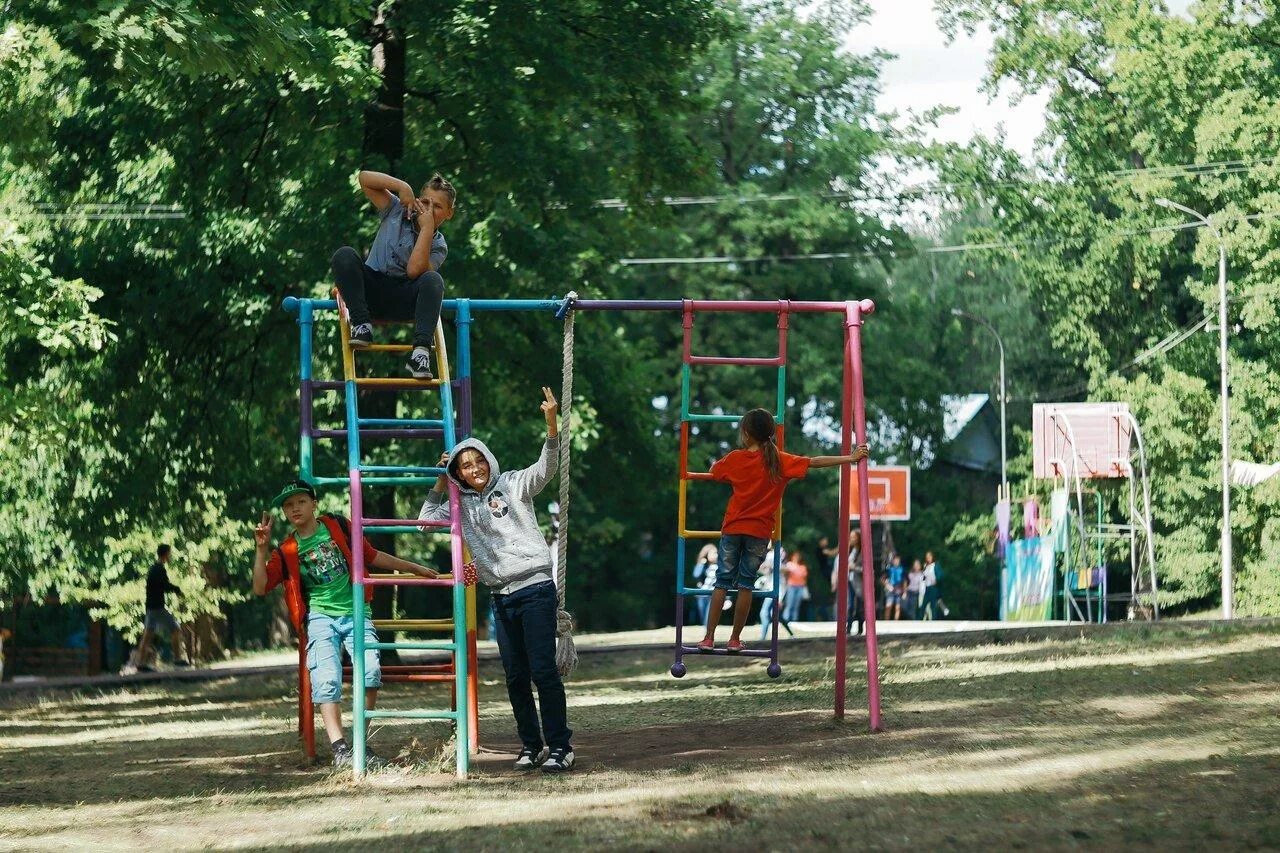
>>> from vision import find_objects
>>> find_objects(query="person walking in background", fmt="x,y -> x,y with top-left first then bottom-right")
831,530 -> 865,636
758,543 -> 794,640
883,553 -> 905,620
816,536 -> 839,621
781,550 -> 809,624
922,550 -> 951,619
905,559 -> 924,620
692,543 -> 719,625
132,544 -> 191,671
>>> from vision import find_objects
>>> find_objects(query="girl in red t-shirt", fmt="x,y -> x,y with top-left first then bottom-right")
698,408 -> 868,653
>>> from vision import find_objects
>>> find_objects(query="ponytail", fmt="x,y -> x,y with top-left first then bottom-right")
741,408 -> 782,482
760,435 -> 782,482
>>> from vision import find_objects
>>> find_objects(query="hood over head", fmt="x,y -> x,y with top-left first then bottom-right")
446,437 -> 502,495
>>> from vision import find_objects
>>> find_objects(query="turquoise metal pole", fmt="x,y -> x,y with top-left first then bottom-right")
298,298 -> 315,482
345,378 -> 368,777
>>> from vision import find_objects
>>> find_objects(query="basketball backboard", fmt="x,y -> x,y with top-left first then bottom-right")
1032,403 -> 1133,480
848,466 -> 911,521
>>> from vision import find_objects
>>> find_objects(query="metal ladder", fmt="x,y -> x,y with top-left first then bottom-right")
288,294 -> 475,778
671,300 -> 790,679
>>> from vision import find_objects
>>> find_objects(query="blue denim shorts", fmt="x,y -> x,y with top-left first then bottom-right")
714,534 -> 770,590
306,612 -> 382,704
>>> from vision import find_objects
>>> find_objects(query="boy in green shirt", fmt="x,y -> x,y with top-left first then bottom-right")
252,479 -> 438,767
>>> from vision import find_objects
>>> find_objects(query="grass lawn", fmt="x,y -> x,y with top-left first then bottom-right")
2,621 -> 1279,850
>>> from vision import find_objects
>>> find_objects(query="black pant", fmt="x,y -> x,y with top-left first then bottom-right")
330,246 -> 444,349
844,586 -> 865,635
492,580 -> 572,752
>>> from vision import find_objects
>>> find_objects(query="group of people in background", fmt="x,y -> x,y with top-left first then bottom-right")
692,529 -> 953,635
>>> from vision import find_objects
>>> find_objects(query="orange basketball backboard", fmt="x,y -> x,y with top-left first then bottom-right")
848,466 -> 911,521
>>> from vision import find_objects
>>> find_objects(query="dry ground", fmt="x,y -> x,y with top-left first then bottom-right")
2,622 -> 1279,850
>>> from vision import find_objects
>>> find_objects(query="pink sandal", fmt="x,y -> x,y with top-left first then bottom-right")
697,637 -> 715,652
726,639 -> 745,654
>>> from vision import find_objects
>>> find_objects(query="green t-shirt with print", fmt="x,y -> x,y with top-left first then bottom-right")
296,525 -> 354,616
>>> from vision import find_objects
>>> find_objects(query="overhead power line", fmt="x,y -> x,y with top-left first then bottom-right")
618,209 -> 1280,265
1016,312 -> 1213,403
594,154 -> 1279,210
1,204 -> 186,221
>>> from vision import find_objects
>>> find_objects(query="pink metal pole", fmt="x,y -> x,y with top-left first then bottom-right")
847,300 -> 882,731
834,323 -> 853,719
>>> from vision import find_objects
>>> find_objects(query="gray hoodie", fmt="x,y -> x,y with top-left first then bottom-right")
418,436 -> 559,595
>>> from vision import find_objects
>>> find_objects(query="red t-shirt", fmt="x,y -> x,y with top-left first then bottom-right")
710,448 -> 812,540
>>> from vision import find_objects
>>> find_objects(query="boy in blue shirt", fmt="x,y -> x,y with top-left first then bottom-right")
884,553 -> 906,620
330,170 -> 455,379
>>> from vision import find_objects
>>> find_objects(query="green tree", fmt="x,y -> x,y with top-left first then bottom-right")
935,0 -> 1280,613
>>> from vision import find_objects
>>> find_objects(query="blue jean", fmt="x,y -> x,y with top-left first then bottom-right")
306,612 -> 381,704
714,534 -> 769,590
781,586 -> 805,623
492,581 -> 572,751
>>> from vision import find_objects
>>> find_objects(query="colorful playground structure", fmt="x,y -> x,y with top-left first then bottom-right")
282,294 -> 885,778
1001,402 -> 1158,623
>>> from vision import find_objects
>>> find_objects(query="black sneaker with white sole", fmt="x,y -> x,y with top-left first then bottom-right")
541,747 -> 575,774
349,323 -> 374,348
514,746 -> 548,771
406,349 -> 434,380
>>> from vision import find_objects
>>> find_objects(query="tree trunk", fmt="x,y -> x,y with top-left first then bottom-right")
361,3 -> 408,662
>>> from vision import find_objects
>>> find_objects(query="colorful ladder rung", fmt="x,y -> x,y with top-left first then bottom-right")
373,618 -> 454,631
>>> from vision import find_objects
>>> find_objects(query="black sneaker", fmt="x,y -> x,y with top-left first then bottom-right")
173,659 -> 192,668
406,349 -> 434,380
332,743 -> 353,768
350,323 -> 374,348
514,746 -> 548,771
541,747 -> 575,774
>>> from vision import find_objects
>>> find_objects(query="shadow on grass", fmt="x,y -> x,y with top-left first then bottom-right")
1,623 -> 1278,849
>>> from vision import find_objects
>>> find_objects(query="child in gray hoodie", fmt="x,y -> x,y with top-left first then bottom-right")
418,387 -> 574,773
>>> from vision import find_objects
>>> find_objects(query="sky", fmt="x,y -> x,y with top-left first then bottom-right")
844,0 -> 1049,160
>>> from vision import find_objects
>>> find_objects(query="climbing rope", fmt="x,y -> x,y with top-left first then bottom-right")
554,291 -> 579,678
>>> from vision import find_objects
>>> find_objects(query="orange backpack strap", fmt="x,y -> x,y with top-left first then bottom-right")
277,538 -> 306,630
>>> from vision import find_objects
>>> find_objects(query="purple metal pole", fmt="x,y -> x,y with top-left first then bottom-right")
848,299 -> 882,731
312,428 -> 443,440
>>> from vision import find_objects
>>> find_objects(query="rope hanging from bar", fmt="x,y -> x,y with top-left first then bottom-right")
555,291 -> 579,678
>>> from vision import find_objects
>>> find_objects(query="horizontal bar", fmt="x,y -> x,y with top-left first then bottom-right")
312,380 -> 434,393
359,465 -> 444,475
285,297 -> 877,316
363,710 -> 458,720
680,529 -> 722,540
362,526 -> 443,535
357,419 -> 445,428
681,587 -> 777,598
686,355 -> 784,367
313,476 -> 435,487
685,413 -> 744,424
345,664 -> 454,673
364,518 -> 449,528
313,429 -> 442,439
678,646 -> 774,658
683,472 -> 714,481
362,575 -> 455,586
354,377 -> 443,388
366,641 -> 456,651
372,619 -> 454,631
360,343 -> 413,353
374,674 -> 456,684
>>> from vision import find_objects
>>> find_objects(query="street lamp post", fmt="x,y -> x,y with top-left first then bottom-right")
952,308 -> 1007,498
1155,197 -> 1232,619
